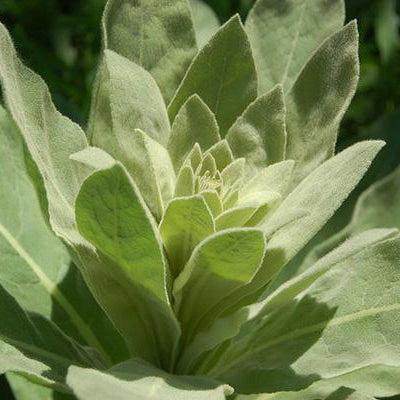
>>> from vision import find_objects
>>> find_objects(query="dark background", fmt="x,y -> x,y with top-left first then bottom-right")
0,0 -> 399,399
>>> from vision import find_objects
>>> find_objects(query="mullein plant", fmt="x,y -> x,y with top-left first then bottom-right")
0,0 -> 399,399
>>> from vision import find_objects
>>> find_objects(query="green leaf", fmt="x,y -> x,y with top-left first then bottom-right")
285,21 -> 359,185
168,15 -> 258,135
205,140 -> 234,172
75,163 -> 180,366
226,85 -> 286,172
160,195 -> 215,278
174,228 -> 266,348
89,49 -> 170,147
245,0 -> 345,93
7,373 -> 54,400
0,282 -> 102,390
67,358 -> 232,400
375,0 -> 399,64
0,107 -> 127,366
189,0 -> 221,49
212,235 -> 400,396
168,95 -> 220,172
102,0 -> 197,103
0,22 -> 88,245
175,165 -> 196,197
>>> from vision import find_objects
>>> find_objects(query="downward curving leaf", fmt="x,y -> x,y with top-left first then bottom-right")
286,22 -> 360,185
67,358 -> 232,400
245,0 -> 345,93
75,163 -> 180,366
212,235 -> 400,397
0,23 -> 88,245
102,0 -> 197,103
226,85 -> 286,172
169,16 -> 258,135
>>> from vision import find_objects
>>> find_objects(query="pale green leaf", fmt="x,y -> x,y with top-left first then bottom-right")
159,195 -> 215,278
175,165 -> 195,197
89,49 -> 170,147
102,0 -> 197,103
0,107 -> 127,365
7,373 -> 54,400
189,0 -> 220,49
75,163 -> 180,366
168,95 -> 220,172
286,21 -> 359,185
201,190 -> 223,217
245,0 -> 345,93
174,228 -> 266,349
168,15 -> 258,135
212,236 -> 400,396
205,140 -> 234,172
226,85 -> 286,172
67,358 -> 232,400
0,22 -> 88,245
215,207 -> 259,230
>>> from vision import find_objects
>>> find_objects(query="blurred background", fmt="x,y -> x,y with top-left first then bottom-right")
0,0 -> 399,399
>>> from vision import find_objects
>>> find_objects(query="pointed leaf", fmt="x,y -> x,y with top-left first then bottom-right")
226,85 -> 286,172
159,195 -> 215,278
102,0 -> 197,103
245,0 -> 345,93
0,23 -> 88,244
169,16 -> 258,135
168,95 -> 220,172
286,22 -> 359,185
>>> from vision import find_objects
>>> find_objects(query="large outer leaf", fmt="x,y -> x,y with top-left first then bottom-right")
189,0 -> 220,49
245,0 -> 344,94
0,282 -> 102,391
102,0 -> 197,103
168,15 -> 258,135
0,22 -> 88,245
226,85 -> 286,173
0,107 -> 127,366
211,236 -> 400,397
168,95 -> 220,172
67,359 -> 232,400
285,21 -> 359,186
75,163 -> 180,367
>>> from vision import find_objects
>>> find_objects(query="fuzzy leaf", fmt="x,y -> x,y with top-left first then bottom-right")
245,0 -> 345,93
286,22 -> 359,185
169,16 -> 258,135
102,0 -> 197,103
75,163 -> 179,366
226,85 -> 286,172
0,23 -> 88,244
160,195 -> 215,278
168,95 -> 220,172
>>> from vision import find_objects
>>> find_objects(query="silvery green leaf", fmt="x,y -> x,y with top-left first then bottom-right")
211,235 -> 400,396
226,85 -> 286,172
174,228 -> 266,349
168,95 -> 220,172
168,15 -> 258,135
0,23 -> 88,245
89,49 -> 170,147
102,0 -> 197,103
245,0 -> 345,93
175,165 -> 196,197
0,282 -> 103,390
286,22 -> 359,185
0,106 -> 127,366
75,163 -> 180,366
201,190 -> 223,217
189,0 -> 220,49
67,358 -> 232,400
159,195 -> 215,278
205,140 -> 234,172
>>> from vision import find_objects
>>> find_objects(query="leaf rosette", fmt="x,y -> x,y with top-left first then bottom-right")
0,0 -> 400,399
